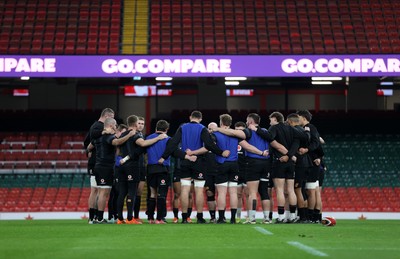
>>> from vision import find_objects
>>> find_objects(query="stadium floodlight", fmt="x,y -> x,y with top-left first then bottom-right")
311,81 -> 333,85
20,76 -> 30,80
225,77 -> 247,81
311,77 -> 342,81
155,77 -> 173,81
225,81 -> 240,86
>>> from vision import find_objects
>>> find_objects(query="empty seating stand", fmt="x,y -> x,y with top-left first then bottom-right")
0,0 -> 121,54
0,132 -> 87,172
149,0 -> 400,54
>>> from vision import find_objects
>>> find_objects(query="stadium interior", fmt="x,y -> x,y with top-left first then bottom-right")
0,0 -> 399,215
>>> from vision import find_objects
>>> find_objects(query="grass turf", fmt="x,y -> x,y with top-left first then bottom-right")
0,219 -> 399,259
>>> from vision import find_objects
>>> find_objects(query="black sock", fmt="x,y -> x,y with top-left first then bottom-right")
307,209 -> 314,220
319,213 -> 322,221
278,206 -> 285,215
218,210 -> 225,220
134,195 -> 141,218
289,205 -> 297,214
156,197 -> 166,221
147,198 -> 156,220
197,212 -> 203,219
252,199 -> 257,210
314,209 -> 320,221
269,211 -> 273,220
126,196 -> 134,221
173,208 -> 179,218
299,208 -> 306,220
89,208 -> 96,220
210,210 -> 216,219
97,210 -> 104,221
230,209 -> 237,221
182,213 -> 188,222
187,208 -> 192,218
94,209 -> 98,219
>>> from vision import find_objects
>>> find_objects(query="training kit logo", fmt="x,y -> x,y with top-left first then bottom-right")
198,173 -> 204,179
0,57 -> 56,73
161,179 -> 166,185
102,58 -> 232,75
281,57 -> 400,74
128,175 -> 132,180
101,179 -> 105,184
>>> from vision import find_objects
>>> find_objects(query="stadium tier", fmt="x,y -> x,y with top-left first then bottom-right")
0,0 -> 121,54
149,0 -> 400,54
1,0 -> 400,55
1,133 -> 400,212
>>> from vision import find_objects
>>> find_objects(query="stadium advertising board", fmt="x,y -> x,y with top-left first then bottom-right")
0,55 -> 400,77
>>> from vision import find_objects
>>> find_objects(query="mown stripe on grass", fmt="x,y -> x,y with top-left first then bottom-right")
287,241 -> 328,257
253,226 -> 273,235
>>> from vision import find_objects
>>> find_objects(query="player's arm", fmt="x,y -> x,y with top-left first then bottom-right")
161,127 -> 182,159
270,140 -> 288,155
254,126 -> 274,142
239,140 -> 267,156
136,133 -> 168,147
111,130 -> 134,146
201,128 -> 226,156
186,147 -> 208,156
213,127 -> 246,139
172,148 -> 197,162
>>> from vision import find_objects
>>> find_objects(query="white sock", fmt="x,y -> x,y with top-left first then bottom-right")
237,208 -> 242,218
263,210 -> 270,219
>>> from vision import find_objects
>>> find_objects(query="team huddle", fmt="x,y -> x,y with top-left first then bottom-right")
83,108 -> 325,224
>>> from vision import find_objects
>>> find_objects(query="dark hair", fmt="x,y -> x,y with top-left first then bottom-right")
234,121 -> 246,128
118,124 -> 128,131
286,113 -> 300,123
269,111 -> 284,123
126,115 -> 138,127
156,120 -> 169,132
219,114 -> 232,126
137,116 -> 145,121
101,108 -> 114,117
297,110 -> 312,122
247,113 -> 260,124
190,110 -> 202,119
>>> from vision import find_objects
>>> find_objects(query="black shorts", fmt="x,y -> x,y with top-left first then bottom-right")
272,160 -> 295,179
94,165 -> 114,187
245,157 -> 270,182
180,156 -> 206,180
115,163 -> 140,182
318,166 -> 325,186
294,167 -> 308,188
205,173 -> 217,193
215,161 -> 239,184
147,172 -> 169,189
173,167 -> 181,183
237,167 -> 246,185
87,163 -> 95,176
306,165 -> 319,183
139,166 -> 147,181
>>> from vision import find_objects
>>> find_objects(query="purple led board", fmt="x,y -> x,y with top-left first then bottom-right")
0,55 -> 399,77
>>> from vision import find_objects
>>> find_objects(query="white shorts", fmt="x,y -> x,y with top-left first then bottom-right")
90,175 -> 97,187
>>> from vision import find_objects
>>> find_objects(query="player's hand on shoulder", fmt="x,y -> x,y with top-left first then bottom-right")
248,124 -> 257,131
158,133 -> 168,140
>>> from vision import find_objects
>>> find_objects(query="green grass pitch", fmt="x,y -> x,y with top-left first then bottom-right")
0,220 -> 399,259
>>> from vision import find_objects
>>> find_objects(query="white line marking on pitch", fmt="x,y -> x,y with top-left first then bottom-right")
253,226 -> 273,235
287,241 -> 328,257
